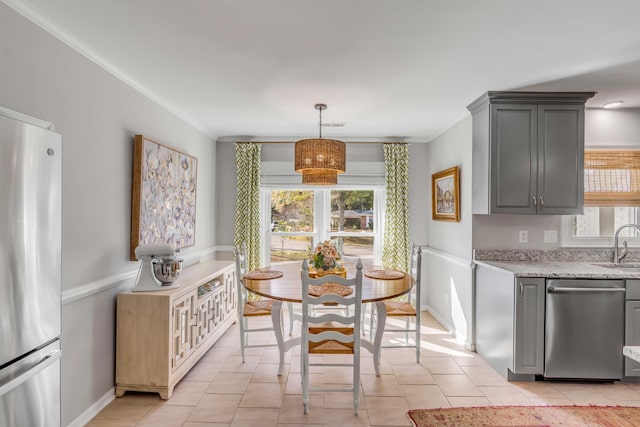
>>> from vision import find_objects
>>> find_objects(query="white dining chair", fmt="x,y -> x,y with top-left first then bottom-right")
370,244 -> 422,362
234,244 -> 278,362
300,258 -> 363,414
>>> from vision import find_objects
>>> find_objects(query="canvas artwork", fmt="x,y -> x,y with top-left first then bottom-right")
432,166 -> 460,222
130,135 -> 198,260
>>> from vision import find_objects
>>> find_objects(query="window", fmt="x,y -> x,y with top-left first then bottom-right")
562,150 -> 640,246
262,188 -> 383,265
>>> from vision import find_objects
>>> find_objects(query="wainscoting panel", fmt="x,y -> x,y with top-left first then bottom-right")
422,246 -> 474,350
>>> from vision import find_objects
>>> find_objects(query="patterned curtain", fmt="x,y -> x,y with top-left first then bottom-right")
382,143 -> 410,272
233,142 -> 261,271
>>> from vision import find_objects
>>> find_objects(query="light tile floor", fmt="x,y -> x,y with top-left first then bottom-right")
89,311 -> 640,426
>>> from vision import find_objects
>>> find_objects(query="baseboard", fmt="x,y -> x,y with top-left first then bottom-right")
425,304 -> 469,348
66,387 -> 115,427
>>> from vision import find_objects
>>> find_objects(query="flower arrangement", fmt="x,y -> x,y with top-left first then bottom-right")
311,240 -> 341,271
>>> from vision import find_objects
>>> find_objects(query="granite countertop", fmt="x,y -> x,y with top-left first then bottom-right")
473,249 -> 640,279
624,346 -> 640,362
473,259 -> 640,279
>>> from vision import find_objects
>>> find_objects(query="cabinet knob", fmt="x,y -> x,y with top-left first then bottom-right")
532,196 -> 537,207
539,196 -> 544,207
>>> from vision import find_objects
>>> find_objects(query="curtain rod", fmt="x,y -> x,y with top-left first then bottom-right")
233,141 -> 409,144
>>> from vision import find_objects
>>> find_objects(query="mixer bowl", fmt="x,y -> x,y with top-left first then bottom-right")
152,258 -> 183,284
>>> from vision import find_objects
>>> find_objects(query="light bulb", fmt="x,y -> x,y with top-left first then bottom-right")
604,101 -> 623,109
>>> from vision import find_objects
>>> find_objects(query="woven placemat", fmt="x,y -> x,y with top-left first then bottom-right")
365,269 -> 404,280
309,282 -> 353,297
244,269 -> 284,280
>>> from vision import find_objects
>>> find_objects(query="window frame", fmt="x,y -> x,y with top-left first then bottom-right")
261,186 -> 385,266
561,207 -> 640,247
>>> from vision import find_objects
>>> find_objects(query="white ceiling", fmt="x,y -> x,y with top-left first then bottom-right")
6,0 -> 640,142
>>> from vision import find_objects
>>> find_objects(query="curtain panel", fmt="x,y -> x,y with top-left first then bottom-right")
234,142 -> 262,271
382,143 -> 410,272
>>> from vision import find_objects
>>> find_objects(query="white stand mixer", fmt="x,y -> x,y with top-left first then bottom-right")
133,243 -> 183,292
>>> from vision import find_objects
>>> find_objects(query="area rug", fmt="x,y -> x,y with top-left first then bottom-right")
407,405 -> 640,427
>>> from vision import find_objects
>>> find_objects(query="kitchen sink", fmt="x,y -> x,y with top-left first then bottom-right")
592,262 -> 640,271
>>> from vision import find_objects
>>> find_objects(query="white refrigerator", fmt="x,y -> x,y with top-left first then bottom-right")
0,110 -> 62,427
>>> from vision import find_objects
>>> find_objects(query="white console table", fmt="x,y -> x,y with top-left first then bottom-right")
115,259 -> 236,399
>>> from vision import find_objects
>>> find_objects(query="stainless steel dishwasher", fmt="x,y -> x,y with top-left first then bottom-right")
545,279 -> 625,380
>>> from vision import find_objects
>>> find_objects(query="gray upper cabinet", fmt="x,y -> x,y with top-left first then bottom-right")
467,92 -> 595,215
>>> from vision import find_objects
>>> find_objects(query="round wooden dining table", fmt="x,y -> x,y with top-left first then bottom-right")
242,260 -> 413,376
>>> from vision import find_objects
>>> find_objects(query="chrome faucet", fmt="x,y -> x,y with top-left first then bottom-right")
613,224 -> 640,263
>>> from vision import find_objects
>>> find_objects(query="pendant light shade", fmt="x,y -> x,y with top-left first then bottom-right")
301,168 -> 338,185
294,104 -> 345,185
294,138 -> 346,172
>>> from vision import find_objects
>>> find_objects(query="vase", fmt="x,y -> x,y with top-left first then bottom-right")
308,266 -> 346,278
322,259 -> 336,271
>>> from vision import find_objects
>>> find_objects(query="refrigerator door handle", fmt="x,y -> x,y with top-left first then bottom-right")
548,286 -> 626,294
0,349 -> 62,397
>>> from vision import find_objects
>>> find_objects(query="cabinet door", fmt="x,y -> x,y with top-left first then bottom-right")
537,104 -> 584,214
172,293 -> 196,369
490,104 -> 537,214
194,297 -> 211,347
210,292 -> 221,327
513,278 -> 545,374
625,301 -> 640,376
224,269 -> 237,317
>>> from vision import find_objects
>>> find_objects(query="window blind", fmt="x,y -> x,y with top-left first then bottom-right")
584,150 -> 640,206
260,161 -> 385,188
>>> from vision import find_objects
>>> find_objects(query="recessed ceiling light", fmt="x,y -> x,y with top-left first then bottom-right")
603,101 -> 624,109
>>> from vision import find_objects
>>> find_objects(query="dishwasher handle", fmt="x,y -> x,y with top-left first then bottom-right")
548,286 -> 626,294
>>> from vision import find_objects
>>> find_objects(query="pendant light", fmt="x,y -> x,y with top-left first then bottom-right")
294,104 -> 346,185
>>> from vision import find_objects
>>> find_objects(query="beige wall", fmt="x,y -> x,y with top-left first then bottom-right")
0,5 -> 216,425
424,116 -> 474,346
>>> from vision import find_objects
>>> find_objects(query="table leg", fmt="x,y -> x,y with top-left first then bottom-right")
372,301 -> 387,377
271,300 -> 285,376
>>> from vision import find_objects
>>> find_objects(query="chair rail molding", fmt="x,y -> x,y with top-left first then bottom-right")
61,246 -> 217,305
421,246 -> 472,268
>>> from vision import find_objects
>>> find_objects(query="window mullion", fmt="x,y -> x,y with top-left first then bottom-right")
314,189 -> 329,245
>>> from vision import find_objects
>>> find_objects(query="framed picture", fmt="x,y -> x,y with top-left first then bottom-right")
130,135 -> 198,260
432,166 -> 460,222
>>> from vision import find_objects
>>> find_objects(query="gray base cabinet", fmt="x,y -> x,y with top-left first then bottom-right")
475,265 -> 545,380
467,91 -> 594,215
625,280 -> 640,377
626,301 -> 640,376
514,278 -> 545,374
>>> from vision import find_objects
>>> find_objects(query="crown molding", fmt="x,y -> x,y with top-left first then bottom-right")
216,135 -> 430,144
2,0 -> 210,136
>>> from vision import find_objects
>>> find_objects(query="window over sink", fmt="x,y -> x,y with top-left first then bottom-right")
562,150 -> 640,247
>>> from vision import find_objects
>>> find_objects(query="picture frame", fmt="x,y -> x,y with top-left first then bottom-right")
130,135 -> 198,260
431,166 -> 460,222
